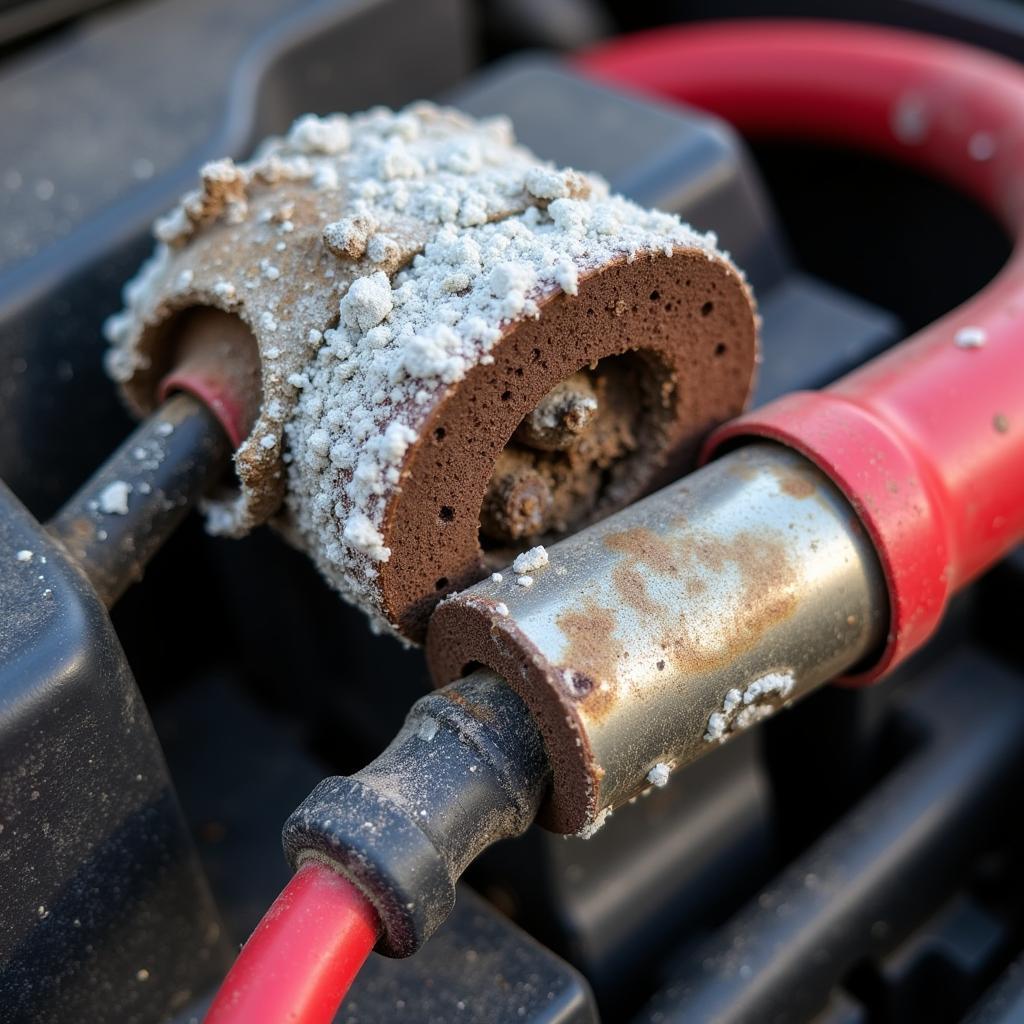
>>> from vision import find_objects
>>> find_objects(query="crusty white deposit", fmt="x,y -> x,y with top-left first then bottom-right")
512,545 -> 548,574
104,104 -> 734,636
704,671 -> 795,742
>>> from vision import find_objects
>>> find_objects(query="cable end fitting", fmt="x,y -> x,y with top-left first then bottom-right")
282,670 -> 550,957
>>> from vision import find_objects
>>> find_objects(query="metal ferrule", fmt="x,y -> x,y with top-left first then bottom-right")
426,442 -> 889,835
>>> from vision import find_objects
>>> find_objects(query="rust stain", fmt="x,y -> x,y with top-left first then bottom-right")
612,563 -> 660,616
604,526 -> 680,575
556,597 -> 622,721
725,456 -> 758,482
441,688 -> 497,724
756,452 -> 819,500
661,531 -> 799,673
62,516 -> 97,547
607,520 -> 800,675
780,474 -> 816,499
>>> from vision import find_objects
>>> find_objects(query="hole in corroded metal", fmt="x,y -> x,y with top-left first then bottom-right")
480,351 -> 669,552
564,670 -> 595,697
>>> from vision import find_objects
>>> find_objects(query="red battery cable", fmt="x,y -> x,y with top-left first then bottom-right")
580,21 -> 1024,681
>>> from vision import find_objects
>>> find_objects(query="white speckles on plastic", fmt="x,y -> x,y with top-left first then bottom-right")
968,131 -> 997,162
892,93 -> 930,145
98,480 -> 131,515
704,671 -> 795,742
954,326 -> 987,349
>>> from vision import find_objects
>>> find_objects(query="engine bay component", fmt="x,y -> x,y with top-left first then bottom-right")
104,104 -> 758,640
283,669 -> 549,957
10,3 -> 1024,1020
428,442 -> 888,834
581,19 -> 1024,681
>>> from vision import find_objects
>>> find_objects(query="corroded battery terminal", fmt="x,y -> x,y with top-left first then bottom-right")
104,104 -> 759,640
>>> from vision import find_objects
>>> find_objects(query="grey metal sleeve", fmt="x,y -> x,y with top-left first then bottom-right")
427,443 -> 889,835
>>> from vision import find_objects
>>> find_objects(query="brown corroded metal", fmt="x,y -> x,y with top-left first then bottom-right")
380,249 -> 759,638
105,107 -> 760,639
426,443 -> 888,835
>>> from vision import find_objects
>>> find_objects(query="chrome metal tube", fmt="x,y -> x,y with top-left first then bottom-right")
427,443 -> 888,836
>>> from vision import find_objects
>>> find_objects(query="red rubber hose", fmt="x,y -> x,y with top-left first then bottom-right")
580,22 -> 1024,682
205,862 -> 379,1024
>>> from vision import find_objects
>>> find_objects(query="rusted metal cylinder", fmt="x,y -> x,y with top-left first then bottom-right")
426,442 -> 888,836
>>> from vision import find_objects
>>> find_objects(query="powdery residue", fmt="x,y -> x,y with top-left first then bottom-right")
512,545 -> 548,574
573,804 -> 612,840
98,480 -> 131,515
704,671 -> 795,743
105,103 -> 733,636
283,164 -> 720,631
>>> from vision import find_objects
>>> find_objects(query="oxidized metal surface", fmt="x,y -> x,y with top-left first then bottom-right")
47,392 -> 229,608
426,443 -> 888,835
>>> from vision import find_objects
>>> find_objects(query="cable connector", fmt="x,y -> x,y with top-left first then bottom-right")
283,669 -> 550,957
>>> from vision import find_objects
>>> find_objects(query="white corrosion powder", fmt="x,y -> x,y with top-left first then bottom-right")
704,671 -> 796,743
647,763 -> 671,788
279,107 -> 721,632
516,575 -> 534,588
575,805 -> 613,840
512,545 -> 549,574
490,572 -> 503,583
417,717 -> 438,742
98,480 -> 131,515
107,104 -> 729,635
16,550 -> 33,563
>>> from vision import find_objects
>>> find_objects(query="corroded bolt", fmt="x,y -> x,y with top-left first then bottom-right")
514,373 -> 599,452
481,450 -> 555,542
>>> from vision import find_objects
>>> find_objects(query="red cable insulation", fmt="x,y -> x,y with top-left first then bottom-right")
205,862 -> 379,1024
579,22 -> 1024,681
